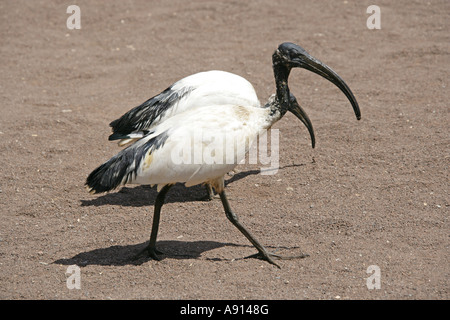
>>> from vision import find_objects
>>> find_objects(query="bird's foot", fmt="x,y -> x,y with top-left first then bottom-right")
133,245 -> 164,261
198,193 -> 219,202
244,250 -> 309,268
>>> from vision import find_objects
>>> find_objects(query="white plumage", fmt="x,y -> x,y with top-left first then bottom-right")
166,70 -> 260,108
128,104 -> 272,192
110,70 -> 261,147
86,42 -> 360,267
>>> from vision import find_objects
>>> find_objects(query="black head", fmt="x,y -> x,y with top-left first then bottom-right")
273,42 -> 314,69
273,42 -> 361,121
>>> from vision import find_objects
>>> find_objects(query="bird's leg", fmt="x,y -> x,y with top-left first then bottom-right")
205,183 -> 215,201
134,184 -> 172,261
218,190 -> 282,268
244,251 -> 309,261
219,190 -> 309,267
198,183 -> 216,201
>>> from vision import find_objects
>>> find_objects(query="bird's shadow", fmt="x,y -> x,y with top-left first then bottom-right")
53,240 -> 248,266
71,164 -> 308,266
81,163 -> 307,208
80,169 -> 261,207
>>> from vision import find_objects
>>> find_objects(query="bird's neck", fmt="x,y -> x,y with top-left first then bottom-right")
273,63 -> 291,117
263,62 -> 292,127
266,63 -> 291,122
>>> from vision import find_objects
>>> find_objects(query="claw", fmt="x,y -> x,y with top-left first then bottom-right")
244,250 -> 309,268
133,245 -> 164,261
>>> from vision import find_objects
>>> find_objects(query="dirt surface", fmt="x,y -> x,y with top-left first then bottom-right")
0,0 -> 448,300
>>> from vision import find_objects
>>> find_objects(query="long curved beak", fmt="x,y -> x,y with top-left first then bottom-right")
288,94 -> 315,149
292,50 -> 361,120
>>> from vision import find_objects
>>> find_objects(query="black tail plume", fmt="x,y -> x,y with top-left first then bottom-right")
86,131 -> 168,194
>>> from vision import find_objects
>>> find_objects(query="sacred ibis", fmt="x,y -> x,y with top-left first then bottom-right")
86,42 -> 360,267
109,70 -> 262,199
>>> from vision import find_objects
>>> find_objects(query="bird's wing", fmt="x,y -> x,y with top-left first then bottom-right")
108,71 -> 260,145
86,129 -> 170,194
87,103 -> 265,194
108,85 -> 194,142
146,105 -> 259,188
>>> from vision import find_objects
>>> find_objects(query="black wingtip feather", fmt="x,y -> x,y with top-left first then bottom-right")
85,152 -> 133,194
109,85 -> 194,137
108,132 -> 126,141
86,131 -> 169,194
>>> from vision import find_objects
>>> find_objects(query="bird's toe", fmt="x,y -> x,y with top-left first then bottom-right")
133,246 -> 164,261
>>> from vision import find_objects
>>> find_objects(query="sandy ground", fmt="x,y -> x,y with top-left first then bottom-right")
0,0 -> 448,300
